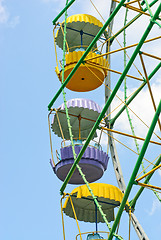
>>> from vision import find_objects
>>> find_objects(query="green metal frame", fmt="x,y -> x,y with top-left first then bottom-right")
144,0 -> 161,27
107,6 -> 161,238
110,61 -> 161,127
110,0 -> 158,44
108,100 -> 161,240
52,0 -> 76,25
130,155 -> 161,210
123,0 -> 161,202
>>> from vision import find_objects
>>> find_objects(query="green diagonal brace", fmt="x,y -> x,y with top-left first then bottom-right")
52,0 -> 75,25
108,99 -> 161,240
110,0 -> 158,43
110,61 -> 161,127
130,154 -> 161,210
60,3 -> 161,195
144,0 -> 161,28
48,0 -> 127,111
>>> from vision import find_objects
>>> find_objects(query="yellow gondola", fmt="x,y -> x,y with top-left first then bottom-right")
54,14 -> 108,92
63,183 -> 129,222
60,183 -> 127,240
55,50 -> 108,92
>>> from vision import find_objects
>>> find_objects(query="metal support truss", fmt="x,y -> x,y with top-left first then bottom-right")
104,1 -> 161,239
108,99 -> 161,239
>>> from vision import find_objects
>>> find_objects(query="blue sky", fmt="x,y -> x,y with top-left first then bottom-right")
1,0 -> 161,239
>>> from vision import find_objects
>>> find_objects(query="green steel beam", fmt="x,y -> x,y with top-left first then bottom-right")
48,0 -> 127,111
145,0 -> 154,17
52,0 -> 75,25
154,20 -> 161,28
108,100 -> 161,240
110,0 -> 158,44
110,61 -> 161,127
60,3 -> 161,195
130,155 -> 161,210
144,0 -> 161,27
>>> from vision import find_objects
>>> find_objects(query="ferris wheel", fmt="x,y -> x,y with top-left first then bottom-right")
48,1 -> 161,239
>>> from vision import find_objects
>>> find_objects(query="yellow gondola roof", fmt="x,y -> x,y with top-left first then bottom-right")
65,14 -> 103,27
63,183 -> 129,223
55,14 -> 107,51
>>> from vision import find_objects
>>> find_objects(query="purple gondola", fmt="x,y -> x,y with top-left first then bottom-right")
50,98 -> 109,184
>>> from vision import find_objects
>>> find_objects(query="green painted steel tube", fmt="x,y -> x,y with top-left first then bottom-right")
60,4 -> 161,195
110,61 -> 161,126
144,0 -> 161,27
144,0 -> 154,17
52,0 -> 75,25
108,100 -> 161,240
130,155 -> 161,209
110,0 -> 158,43
108,7 -> 161,239
154,20 -> 161,28
48,0 -> 127,110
